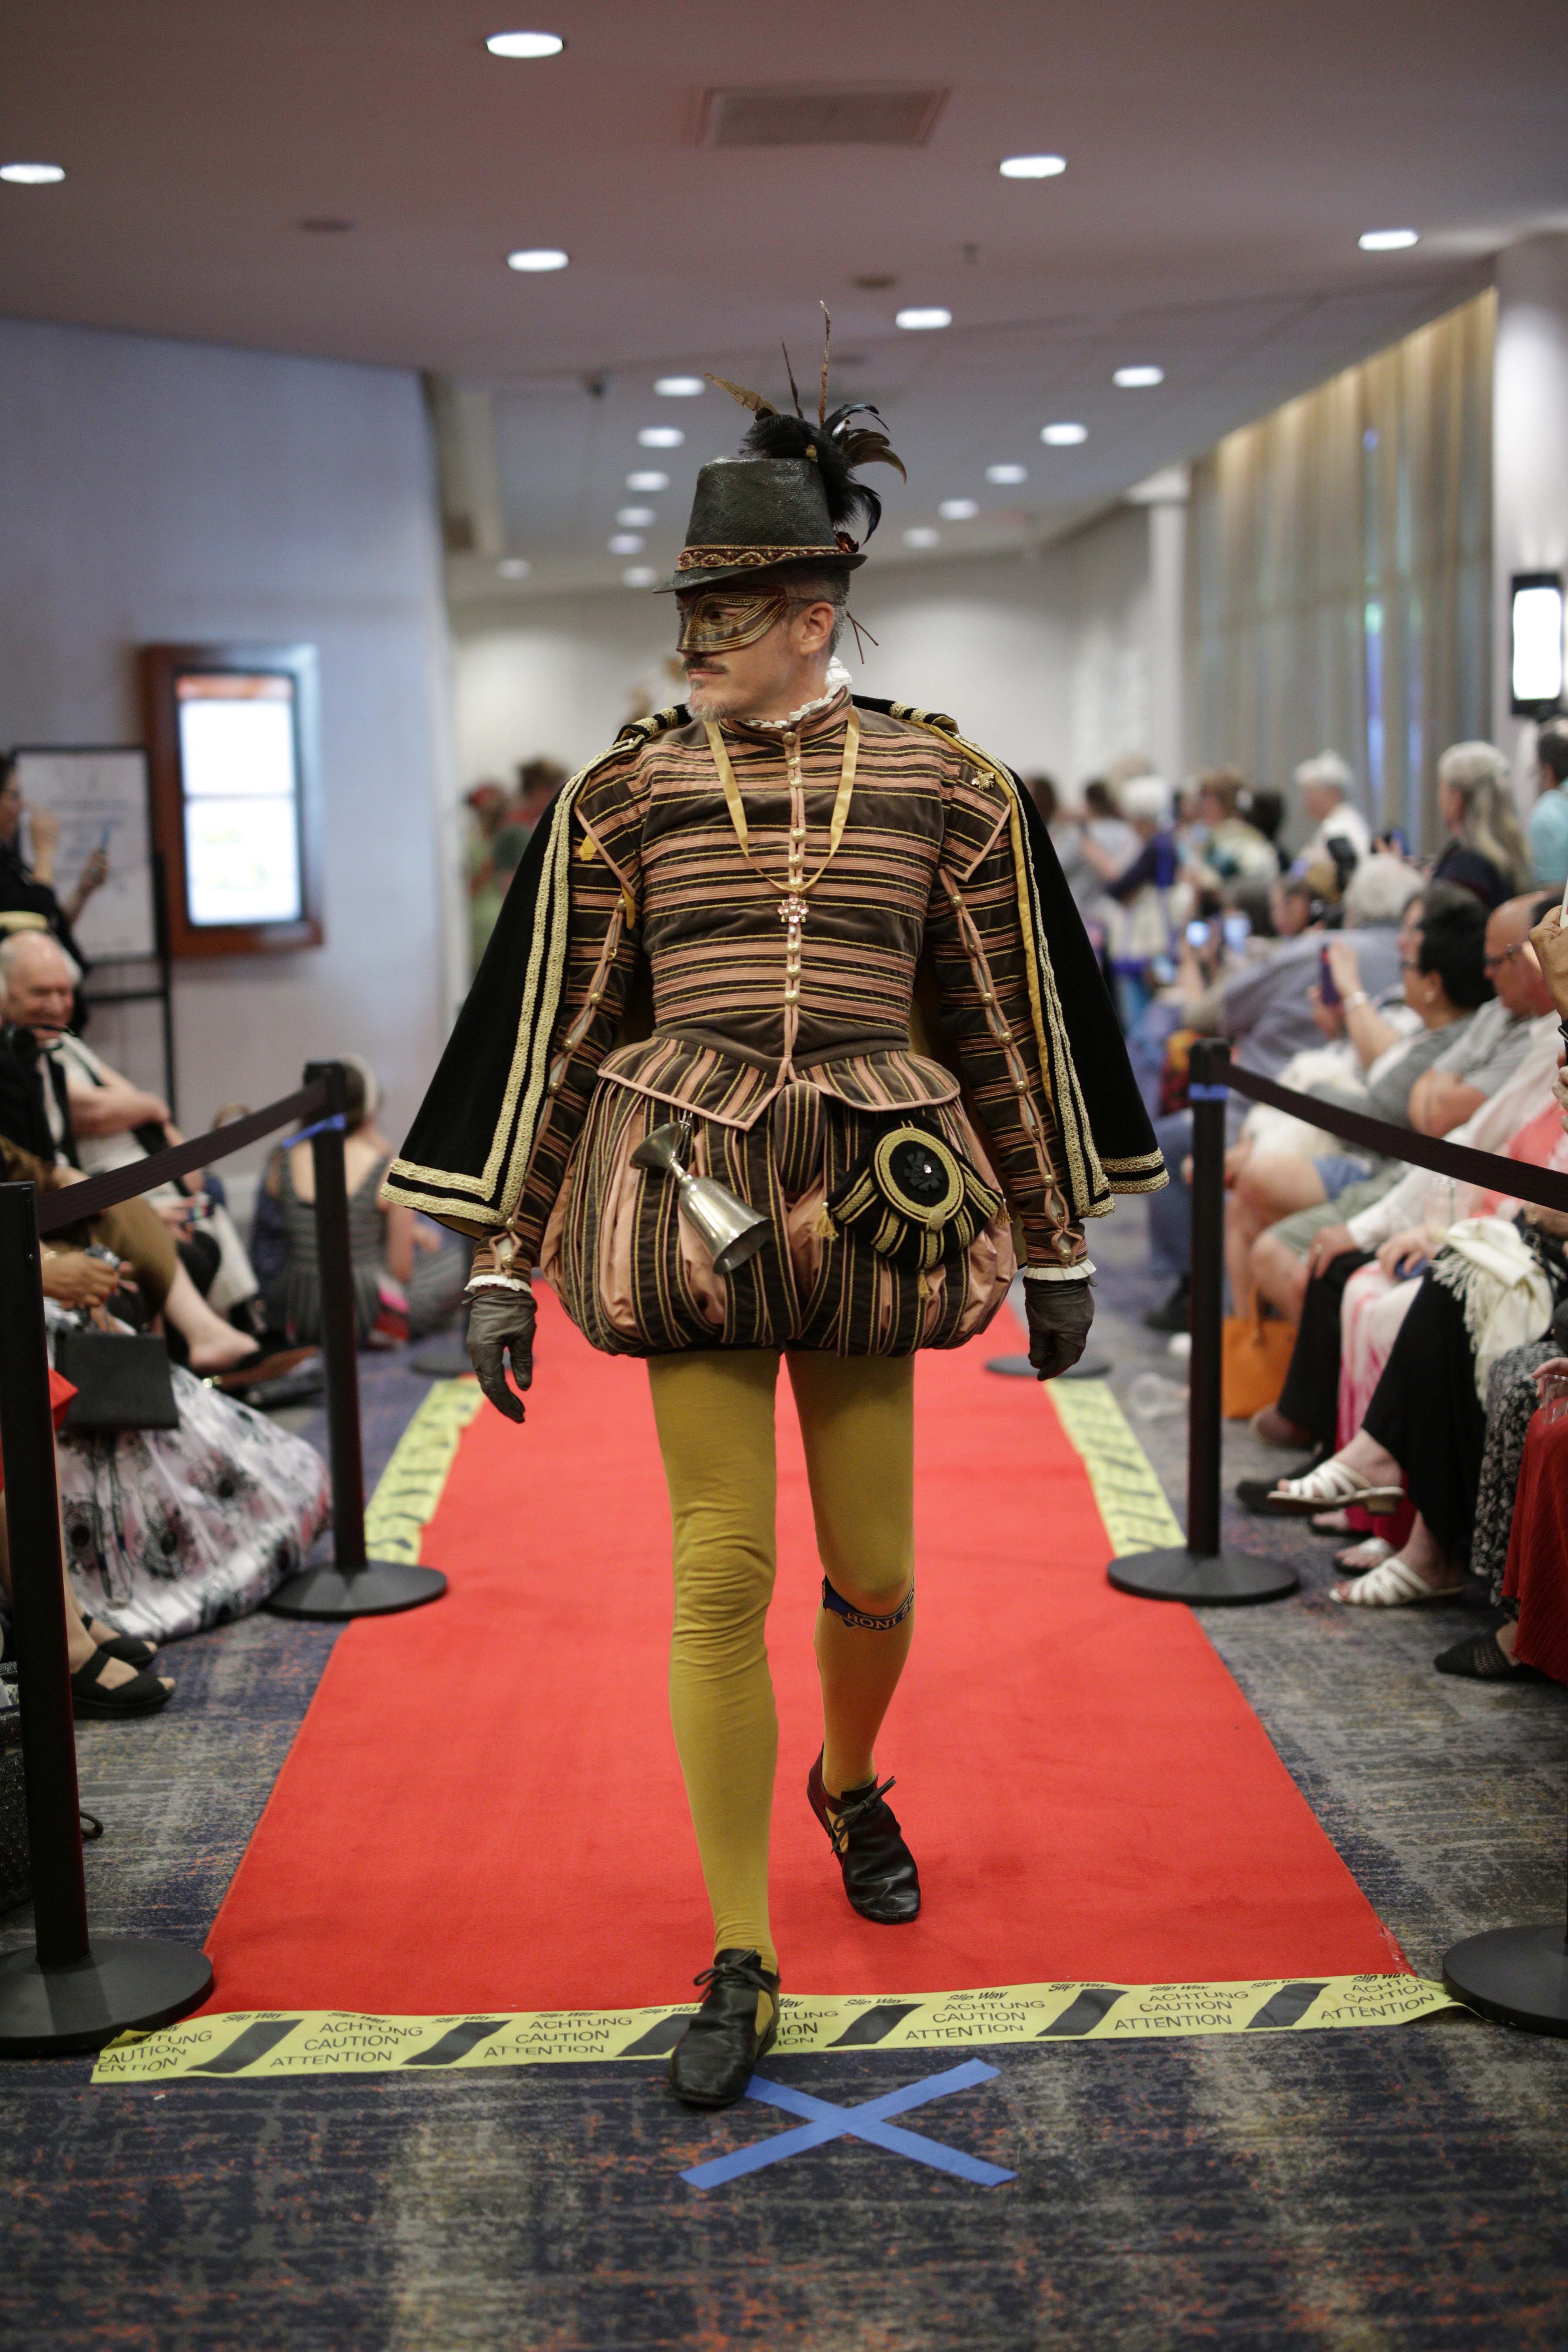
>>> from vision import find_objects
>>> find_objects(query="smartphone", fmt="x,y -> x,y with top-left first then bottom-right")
1223,912 -> 1251,951
97,824 -> 112,854
1318,945 -> 1341,1007
1185,919 -> 1210,949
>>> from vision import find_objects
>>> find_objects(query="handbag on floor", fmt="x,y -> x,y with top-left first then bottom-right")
54,1322 -> 179,1434
1221,1299 -> 1297,1419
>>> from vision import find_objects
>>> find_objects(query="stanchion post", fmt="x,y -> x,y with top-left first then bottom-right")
1106,1038 -> 1299,1605
0,1181 -> 211,2054
267,1064 -> 446,1621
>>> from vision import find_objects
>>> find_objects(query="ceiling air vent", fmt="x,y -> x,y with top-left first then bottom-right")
700,85 -> 949,149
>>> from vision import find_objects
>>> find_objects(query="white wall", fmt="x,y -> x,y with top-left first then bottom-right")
451,502 -> 1156,798
0,314 -> 455,1160
1494,233 -> 1568,788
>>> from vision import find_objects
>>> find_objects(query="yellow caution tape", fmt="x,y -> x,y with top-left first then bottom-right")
1046,1379 -> 1186,1554
92,1975 -> 1458,2083
361,1377 -> 484,1563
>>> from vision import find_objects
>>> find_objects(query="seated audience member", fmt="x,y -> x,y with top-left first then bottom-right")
50,1294 -> 332,1647
0,932 -> 261,1374
1081,776 -> 1182,1026
263,1055 -> 465,1346
1434,1342 -> 1568,1682
1267,1183 -> 1568,1608
1429,740 -> 1531,909
1525,721 -> 1568,890
0,753 -> 107,973
0,1379 -> 174,1721
1145,853 -> 1419,1329
1475,1360 -> 1568,1685
1186,768 -> 1279,893
1294,751 -> 1372,868
43,983 -> 265,1323
1224,885 -> 1488,1311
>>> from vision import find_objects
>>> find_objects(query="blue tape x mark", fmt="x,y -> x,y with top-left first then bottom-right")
681,2058 -> 1015,2190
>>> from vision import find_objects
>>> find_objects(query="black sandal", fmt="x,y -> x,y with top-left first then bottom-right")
70,1651 -> 172,1720
808,1749 -> 921,1924
1433,1630 -> 1551,1684
669,1949 -> 780,2109
81,1617 -> 156,1671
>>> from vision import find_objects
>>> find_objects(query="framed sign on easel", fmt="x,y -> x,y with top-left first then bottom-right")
6,744 -> 177,1112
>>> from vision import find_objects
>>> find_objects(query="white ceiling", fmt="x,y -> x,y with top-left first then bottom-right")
4,0 -> 1565,600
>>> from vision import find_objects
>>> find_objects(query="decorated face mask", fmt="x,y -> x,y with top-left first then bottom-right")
675,590 -> 789,656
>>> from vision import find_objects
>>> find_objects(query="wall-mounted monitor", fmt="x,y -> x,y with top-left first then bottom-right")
1510,571 -> 1565,718
142,643 -> 323,956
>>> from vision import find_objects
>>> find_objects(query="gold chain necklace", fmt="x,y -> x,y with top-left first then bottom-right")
703,704 -> 860,930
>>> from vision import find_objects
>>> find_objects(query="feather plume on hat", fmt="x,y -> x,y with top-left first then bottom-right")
706,310 -> 905,548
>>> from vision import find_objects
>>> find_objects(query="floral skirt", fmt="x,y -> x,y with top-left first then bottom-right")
57,1362 -> 331,1643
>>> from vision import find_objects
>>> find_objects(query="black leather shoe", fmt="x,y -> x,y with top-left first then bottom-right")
669,1948 -> 780,2109
807,1750 -> 921,1924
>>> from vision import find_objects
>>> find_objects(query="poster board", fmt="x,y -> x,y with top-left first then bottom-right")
9,745 -> 157,960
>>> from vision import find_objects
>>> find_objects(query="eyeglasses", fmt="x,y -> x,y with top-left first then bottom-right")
1483,943 -> 1527,972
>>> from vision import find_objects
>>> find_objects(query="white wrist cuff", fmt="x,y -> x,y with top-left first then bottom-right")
465,1272 -> 532,1296
1023,1260 -> 1095,1282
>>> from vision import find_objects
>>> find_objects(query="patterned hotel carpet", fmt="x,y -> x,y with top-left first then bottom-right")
3,1237 -> 1566,2352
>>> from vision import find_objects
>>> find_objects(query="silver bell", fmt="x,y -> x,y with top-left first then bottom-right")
630,1117 -> 770,1277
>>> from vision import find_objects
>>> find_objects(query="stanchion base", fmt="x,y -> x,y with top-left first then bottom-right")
1108,1545 -> 1300,1605
0,1935 -> 212,2057
406,1329 -> 473,1378
267,1559 -> 447,1620
1443,1923 -> 1568,2037
985,1354 -> 1113,1382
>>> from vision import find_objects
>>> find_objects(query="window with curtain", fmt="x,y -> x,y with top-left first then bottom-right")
1186,291 -> 1493,849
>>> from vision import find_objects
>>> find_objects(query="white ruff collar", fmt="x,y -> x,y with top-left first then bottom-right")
741,657 -> 854,733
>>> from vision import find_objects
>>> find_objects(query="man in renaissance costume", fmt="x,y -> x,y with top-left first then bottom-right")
385,357 -> 1164,2109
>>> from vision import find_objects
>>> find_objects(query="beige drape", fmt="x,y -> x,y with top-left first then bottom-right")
1186,291 -> 1493,850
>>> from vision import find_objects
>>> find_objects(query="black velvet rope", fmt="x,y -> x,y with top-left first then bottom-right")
1222,1060 -> 1568,1219
35,1080 -> 330,1236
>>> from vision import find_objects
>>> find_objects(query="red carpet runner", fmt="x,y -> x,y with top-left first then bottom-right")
205,1291 -> 1406,2012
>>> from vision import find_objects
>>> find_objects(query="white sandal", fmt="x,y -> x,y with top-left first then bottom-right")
1266,1458 -> 1403,1517
1330,1554 -> 1463,1607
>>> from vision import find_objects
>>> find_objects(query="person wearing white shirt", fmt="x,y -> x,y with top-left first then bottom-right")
1295,750 -> 1372,869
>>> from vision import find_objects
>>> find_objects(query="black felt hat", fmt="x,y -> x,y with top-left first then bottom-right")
658,357 -> 906,595
658,456 -> 862,594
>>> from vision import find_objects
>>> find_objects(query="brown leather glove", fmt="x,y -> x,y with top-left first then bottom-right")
466,1283 -> 536,1423
1024,1277 -> 1094,1381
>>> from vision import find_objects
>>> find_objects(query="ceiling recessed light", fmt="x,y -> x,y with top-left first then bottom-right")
627,470 -> 669,491
1000,154 -> 1066,179
654,375 -> 705,396
1359,227 -> 1419,251
0,161 -> 65,185
1113,365 -> 1163,388
485,30 -> 564,57
1041,421 -> 1088,446
507,247 -> 568,271
497,558 -> 531,579
622,566 -> 657,588
903,527 -> 940,549
938,499 -> 979,520
638,426 -> 684,448
896,307 -> 952,331
609,533 -> 645,555
616,506 -> 655,527
986,463 -> 1028,485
